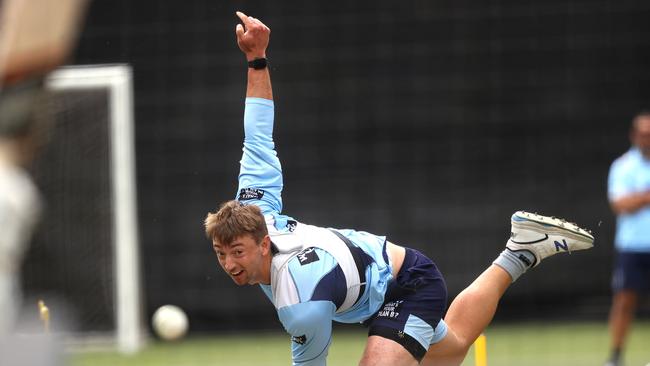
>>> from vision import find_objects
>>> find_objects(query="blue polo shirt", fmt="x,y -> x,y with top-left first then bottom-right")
608,148 -> 650,252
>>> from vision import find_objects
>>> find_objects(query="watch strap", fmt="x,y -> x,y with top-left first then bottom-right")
248,57 -> 268,70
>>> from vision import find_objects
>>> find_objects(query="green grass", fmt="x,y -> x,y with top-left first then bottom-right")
467,321 -> 650,366
69,321 -> 650,366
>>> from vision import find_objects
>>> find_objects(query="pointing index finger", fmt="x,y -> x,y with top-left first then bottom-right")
236,11 -> 252,26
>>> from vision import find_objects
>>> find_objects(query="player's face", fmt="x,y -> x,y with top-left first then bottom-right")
633,117 -> 650,159
213,234 -> 271,286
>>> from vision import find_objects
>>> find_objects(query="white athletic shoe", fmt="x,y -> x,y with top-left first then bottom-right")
506,211 -> 594,267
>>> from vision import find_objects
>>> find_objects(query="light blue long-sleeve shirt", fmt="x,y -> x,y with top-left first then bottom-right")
236,98 -> 393,365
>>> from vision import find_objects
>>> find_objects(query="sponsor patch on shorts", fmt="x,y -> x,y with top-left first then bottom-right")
238,188 -> 264,201
376,300 -> 404,319
291,334 -> 307,345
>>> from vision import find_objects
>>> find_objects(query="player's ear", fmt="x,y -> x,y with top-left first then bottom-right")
260,235 -> 271,255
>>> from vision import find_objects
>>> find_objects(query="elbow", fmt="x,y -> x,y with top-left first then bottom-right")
287,308 -> 324,334
279,301 -> 334,336
610,199 -> 639,215
610,202 -> 625,215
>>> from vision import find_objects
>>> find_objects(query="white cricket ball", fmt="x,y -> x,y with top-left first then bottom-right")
152,305 -> 189,341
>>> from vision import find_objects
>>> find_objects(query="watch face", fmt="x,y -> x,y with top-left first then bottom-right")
249,58 -> 268,70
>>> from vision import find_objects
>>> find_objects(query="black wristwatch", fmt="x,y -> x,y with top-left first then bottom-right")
248,57 -> 268,70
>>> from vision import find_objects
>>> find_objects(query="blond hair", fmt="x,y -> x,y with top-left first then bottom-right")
204,200 -> 267,246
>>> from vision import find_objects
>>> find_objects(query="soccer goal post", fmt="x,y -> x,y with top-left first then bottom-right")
44,64 -> 143,353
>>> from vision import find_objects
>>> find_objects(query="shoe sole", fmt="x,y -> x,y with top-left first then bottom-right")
512,211 -> 594,246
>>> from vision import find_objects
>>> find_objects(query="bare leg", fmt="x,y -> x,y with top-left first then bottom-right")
421,211 -> 593,365
359,336 -> 419,366
422,264 -> 512,365
607,290 -> 638,359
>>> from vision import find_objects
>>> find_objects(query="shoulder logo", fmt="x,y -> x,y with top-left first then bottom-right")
286,220 -> 297,232
297,247 -> 319,265
238,188 -> 264,201
291,334 -> 307,345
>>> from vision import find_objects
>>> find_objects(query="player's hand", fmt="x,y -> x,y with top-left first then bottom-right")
235,11 -> 270,61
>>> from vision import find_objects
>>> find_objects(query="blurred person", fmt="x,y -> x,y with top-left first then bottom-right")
0,0 -> 85,339
204,12 -> 595,366
0,2 -> 85,365
0,80 -> 44,335
605,112 -> 650,366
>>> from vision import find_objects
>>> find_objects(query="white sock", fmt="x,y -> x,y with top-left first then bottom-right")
493,249 -> 535,282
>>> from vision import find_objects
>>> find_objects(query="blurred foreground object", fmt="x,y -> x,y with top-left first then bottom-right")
0,0 -> 87,88
0,80 -> 44,335
0,333 -> 64,366
0,0 -> 87,338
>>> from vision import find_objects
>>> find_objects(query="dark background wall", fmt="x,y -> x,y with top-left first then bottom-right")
61,0 -> 650,331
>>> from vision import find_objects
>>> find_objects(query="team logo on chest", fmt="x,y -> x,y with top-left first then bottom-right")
297,247 -> 319,265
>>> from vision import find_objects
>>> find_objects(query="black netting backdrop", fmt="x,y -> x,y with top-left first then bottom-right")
48,0 -> 650,331
22,89 -> 114,332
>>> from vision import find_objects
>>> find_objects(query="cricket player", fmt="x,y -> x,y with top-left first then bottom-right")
205,12 -> 595,366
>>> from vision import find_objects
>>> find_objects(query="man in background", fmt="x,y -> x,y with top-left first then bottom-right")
605,112 -> 650,366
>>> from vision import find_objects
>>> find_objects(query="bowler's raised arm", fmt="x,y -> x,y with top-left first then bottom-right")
235,11 -> 272,100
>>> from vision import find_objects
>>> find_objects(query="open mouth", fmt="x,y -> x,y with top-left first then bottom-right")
231,270 -> 243,277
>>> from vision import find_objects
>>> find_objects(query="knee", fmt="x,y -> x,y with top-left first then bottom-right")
451,342 -> 472,361
613,291 -> 638,312
422,329 -> 472,365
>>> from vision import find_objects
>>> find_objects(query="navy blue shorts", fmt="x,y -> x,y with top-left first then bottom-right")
365,248 -> 448,362
612,251 -> 650,292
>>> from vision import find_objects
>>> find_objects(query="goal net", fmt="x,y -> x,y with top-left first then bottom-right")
20,65 -> 143,353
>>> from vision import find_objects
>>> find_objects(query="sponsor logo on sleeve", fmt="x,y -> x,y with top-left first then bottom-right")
291,334 -> 307,345
238,188 -> 265,201
297,247 -> 319,265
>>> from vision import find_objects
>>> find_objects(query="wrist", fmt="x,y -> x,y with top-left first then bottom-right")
246,53 -> 266,62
